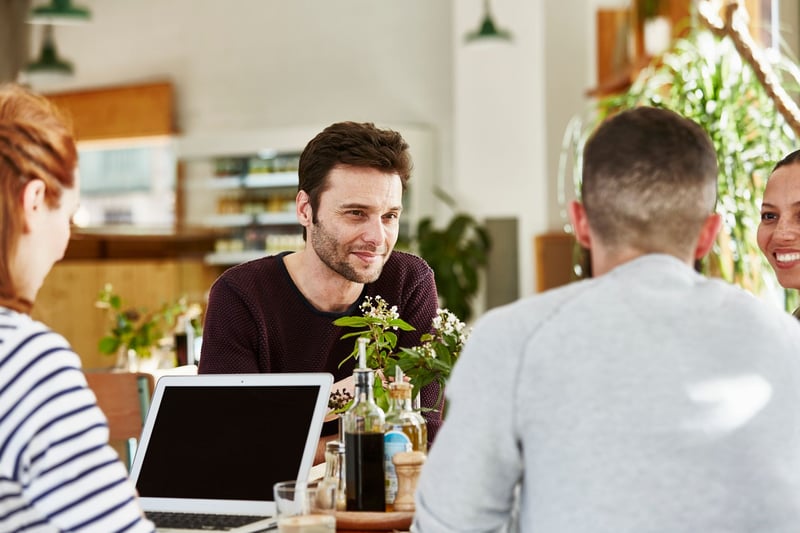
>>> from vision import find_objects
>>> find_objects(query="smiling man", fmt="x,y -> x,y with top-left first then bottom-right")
199,122 -> 441,457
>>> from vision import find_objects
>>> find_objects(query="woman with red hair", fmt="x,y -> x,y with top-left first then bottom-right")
0,84 -> 153,531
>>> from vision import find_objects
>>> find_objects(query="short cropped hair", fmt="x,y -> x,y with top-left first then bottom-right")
297,121 -> 412,217
581,106 -> 718,257
0,83 -> 77,313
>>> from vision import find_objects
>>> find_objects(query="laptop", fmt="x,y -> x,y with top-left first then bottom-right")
128,373 -> 333,532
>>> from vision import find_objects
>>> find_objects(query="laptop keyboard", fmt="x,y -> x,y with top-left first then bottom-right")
145,511 -> 271,530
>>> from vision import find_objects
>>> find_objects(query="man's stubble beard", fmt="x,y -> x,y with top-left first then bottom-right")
309,219 -> 390,284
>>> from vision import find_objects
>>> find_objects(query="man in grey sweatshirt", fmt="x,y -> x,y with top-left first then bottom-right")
413,107 -> 800,533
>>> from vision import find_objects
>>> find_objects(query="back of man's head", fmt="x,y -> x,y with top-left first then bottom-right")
582,106 -> 718,257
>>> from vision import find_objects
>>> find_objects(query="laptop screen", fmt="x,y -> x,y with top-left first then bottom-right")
130,373 -> 332,513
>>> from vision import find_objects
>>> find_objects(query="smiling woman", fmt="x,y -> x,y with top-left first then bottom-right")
758,149 -> 800,315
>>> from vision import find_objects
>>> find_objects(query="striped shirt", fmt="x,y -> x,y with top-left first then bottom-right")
0,307 -> 154,532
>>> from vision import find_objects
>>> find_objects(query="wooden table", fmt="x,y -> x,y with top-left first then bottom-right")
334,510 -> 412,532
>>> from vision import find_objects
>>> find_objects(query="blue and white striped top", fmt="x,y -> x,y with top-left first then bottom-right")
0,307 -> 154,532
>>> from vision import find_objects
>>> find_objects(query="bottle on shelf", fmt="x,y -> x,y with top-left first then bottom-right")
383,366 -> 427,510
343,338 -> 386,511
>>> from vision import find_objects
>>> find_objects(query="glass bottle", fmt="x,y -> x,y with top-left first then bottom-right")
383,377 -> 427,510
320,440 -> 346,511
343,340 -> 385,511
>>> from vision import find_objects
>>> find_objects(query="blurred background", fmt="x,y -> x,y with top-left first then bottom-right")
0,0 -> 797,368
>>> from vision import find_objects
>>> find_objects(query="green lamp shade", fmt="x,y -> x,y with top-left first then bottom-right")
465,0 -> 512,43
28,0 -> 91,25
26,26 -> 73,76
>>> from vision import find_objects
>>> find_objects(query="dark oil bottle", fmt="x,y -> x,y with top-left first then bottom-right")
343,365 -> 385,511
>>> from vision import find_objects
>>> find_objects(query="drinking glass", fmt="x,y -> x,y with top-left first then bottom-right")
273,480 -> 336,533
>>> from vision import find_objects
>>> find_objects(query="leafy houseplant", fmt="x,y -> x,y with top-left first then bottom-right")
95,284 -> 201,366
560,19 -> 800,309
412,188 -> 491,324
333,296 -> 469,412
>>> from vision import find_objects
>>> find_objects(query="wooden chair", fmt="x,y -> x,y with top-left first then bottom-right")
83,371 -> 155,470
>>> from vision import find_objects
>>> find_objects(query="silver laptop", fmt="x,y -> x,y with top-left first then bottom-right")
129,373 -> 333,532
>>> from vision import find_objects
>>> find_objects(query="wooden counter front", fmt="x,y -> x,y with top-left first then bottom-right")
32,229 -> 224,370
64,227 -> 219,260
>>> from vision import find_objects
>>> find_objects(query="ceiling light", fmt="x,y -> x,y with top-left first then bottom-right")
28,0 -> 91,25
465,0 -> 512,43
25,25 -> 73,77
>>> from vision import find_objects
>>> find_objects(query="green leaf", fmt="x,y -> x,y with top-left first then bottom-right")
98,336 -> 120,355
333,316 -> 371,328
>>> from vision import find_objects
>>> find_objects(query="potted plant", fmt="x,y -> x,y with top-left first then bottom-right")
560,4 -> 800,309
95,284 -> 202,371
411,188 -> 491,323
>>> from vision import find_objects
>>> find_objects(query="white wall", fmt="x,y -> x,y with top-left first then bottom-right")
453,0 -> 549,301
22,0 -> 456,217
27,1 -> 453,132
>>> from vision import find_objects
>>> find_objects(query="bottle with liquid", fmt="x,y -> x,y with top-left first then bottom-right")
319,440 -> 346,511
343,338 -> 386,511
383,369 -> 427,510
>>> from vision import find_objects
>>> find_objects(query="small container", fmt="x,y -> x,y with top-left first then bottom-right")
320,441 -> 346,511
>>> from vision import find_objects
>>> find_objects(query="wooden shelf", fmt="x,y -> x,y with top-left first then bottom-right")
65,228 -> 218,260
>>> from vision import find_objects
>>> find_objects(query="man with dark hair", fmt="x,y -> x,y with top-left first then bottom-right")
413,107 -> 800,532
199,122 -> 440,459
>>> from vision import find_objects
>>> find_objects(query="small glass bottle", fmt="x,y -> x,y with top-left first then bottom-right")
383,370 -> 427,510
343,338 -> 386,511
320,440 -> 346,511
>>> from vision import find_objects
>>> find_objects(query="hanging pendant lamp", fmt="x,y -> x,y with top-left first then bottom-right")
28,0 -> 91,25
25,25 -> 73,77
465,0 -> 512,43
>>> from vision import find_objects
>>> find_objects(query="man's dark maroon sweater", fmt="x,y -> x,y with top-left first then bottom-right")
199,250 -> 442,442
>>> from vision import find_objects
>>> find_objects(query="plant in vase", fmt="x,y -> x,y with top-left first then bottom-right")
333,295 -> 469,412
95,283 -> 201,371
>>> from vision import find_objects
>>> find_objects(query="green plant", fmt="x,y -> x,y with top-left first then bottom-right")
638,0 -> 661,20
334,296 -> 469,411
413,188 -> 491,323
560,23 -> 800,309
95,284 -> 200,359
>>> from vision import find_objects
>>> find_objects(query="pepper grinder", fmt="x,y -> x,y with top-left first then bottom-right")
391,450 -> 426,512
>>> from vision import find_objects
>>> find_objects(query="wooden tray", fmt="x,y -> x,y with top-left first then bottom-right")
334,510 -> 413,530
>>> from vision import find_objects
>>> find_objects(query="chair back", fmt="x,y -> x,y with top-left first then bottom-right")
84,371 -> 154,468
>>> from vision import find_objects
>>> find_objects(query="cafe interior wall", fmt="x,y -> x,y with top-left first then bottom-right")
21,0 -> 590,311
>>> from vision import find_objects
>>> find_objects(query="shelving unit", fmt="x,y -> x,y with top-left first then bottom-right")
180,151 -> 304,265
